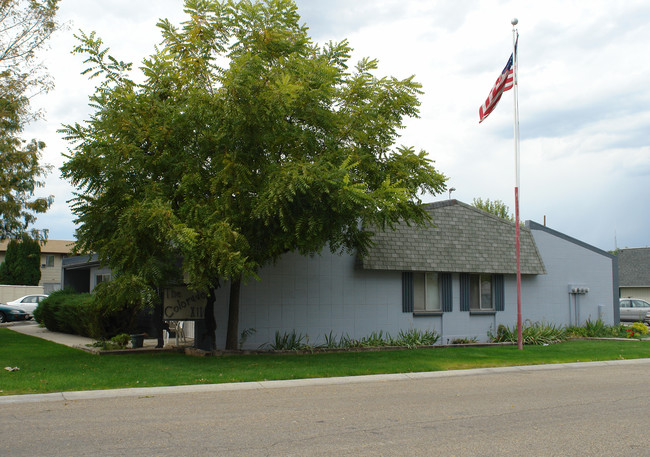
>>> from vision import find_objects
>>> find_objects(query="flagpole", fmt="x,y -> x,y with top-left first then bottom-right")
511,18 -> 522,350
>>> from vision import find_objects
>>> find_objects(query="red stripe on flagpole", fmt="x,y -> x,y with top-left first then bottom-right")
515,186 -> 522,350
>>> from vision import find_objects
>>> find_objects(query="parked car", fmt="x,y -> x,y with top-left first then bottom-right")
6,294 -> 48,316
619,298 -> 650,323
0,303 -> 30,323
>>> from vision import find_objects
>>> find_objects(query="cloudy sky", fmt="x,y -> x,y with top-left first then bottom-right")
25,0 -> 650,251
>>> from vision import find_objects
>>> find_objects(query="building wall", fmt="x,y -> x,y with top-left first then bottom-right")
213,250 -> 415,349
1,240 -> 73,293
0,285 -> 44,303
212,228 -> 617,349
526,226 -> 617,326
212,250 -> 542,349
39,253 -> 65,293
89,266 -> 112,292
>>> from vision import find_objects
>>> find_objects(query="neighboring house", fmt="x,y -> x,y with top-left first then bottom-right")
0,239 -> 74,294
61,254 -> 112,293
57,200 -> 619,349
211,200 -> 618,348
618,247 -> 650,301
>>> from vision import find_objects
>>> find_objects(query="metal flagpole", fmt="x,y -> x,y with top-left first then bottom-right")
511,18 -> 522,350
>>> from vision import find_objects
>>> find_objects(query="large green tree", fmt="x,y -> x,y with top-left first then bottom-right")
472,197 -> 514,221
61,0 -> 447,349
0,233 -> 41,285
0,0 -> 59,240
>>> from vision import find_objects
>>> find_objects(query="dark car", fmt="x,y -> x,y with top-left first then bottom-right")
0,303 -> 30,323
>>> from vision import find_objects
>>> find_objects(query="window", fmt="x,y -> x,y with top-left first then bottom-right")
44,255 -> 54,267
402,272 -> 452,313
470,274 -> 493,310
96,274 -> 111,285
413,272 -> 442,312
460,273 -> 504,312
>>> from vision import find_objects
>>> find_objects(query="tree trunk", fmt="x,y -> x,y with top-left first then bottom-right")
154,288 -> 164,348
225,276 -> 241,350
196,286 -> 218,351
205,287 -> 217,350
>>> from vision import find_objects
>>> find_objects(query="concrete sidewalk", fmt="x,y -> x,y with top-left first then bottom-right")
3,321 -> 165,350
4,321 -> 96,348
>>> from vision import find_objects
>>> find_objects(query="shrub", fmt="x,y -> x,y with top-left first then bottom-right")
33,289 -> 95,336
91,333 -> 131,350
89,275 -> 156,339
451,337 -> 478,344
269,330 -> 307,350
391,328 -> 440,348
626,322 -> 649,339
239,328 -> 256,349
489,321 -> 567,345
266,328 -> 440,350
34,275 -> 156,340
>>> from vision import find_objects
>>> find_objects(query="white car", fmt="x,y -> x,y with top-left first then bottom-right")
619,298 -> 650,323
6,294 -> 48,316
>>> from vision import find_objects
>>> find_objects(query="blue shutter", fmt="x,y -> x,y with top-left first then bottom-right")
494,274 -> 505,311
402,272 -> 413,313
460,273 -> 470,312
441,273 -> 452,312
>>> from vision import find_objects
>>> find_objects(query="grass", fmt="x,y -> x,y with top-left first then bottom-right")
1,328 -> 649,396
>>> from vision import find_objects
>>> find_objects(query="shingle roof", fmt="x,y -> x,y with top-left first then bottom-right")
618,247 -> 650,287
361,200 -> 546,274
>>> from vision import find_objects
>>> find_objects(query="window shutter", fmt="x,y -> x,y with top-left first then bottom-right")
459,273 -> 470,311
441,273 -> 452,312
494,274 -> 505,311
402,272 -> 413,313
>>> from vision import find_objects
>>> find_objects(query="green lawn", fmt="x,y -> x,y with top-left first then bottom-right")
1,328 -> 649,396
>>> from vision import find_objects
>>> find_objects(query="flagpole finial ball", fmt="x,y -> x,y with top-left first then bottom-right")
511,18 -> 518,26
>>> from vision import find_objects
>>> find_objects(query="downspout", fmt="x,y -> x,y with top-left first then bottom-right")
569,286 -> 589,326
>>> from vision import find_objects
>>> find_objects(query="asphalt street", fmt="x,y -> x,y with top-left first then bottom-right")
2,359 -> 649,456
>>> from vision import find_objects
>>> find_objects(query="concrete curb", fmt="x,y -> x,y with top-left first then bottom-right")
2,357 -> 650,405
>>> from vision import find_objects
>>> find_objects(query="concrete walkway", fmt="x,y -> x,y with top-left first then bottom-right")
3,321 -> 166,350
5,321 -> 96,348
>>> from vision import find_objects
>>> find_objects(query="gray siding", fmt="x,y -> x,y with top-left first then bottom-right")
212,223 -> 617,349
525,226 -> 616,326
213,249 -> 420,349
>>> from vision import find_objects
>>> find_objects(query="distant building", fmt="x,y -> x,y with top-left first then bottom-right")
618,247 -> 650,301
61,254 -> 111,293
0,239 -> 75,293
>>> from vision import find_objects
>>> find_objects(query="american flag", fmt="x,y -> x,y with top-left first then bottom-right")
479,51 -> 515,123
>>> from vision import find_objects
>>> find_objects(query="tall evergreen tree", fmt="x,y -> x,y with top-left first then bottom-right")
0,234 -> 41,285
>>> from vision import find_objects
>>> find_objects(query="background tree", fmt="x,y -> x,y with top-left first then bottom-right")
0,0 -> 59,240
61,0 -> 447,349
0,233 -> 41,285
472,198 -> 513,221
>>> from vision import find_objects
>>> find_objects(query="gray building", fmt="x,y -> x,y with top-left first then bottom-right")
62,254 -> 112,293
212,200 -> 619,348
618,247 -> 650,301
